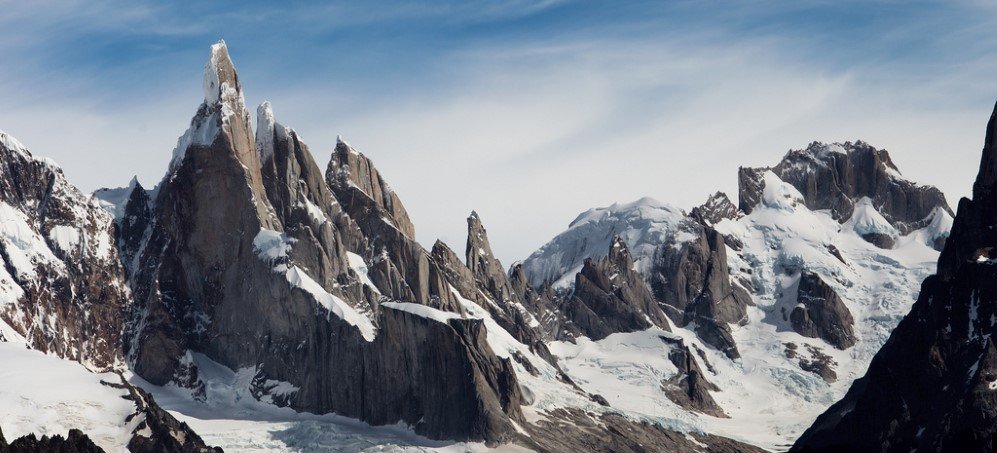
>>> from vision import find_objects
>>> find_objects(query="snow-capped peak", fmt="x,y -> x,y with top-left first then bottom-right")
93,176 -> 143,221
206,40 -> 246,112
256,101 -> 277,162
522,197 -> 691,287
760,170 -> 805,211
925,205 -> 954,235
0,130 -> 29,158
203,40 -> 235,105
0,130 -> 62,171
568,196 -> 675,228
168,40 -> 250,175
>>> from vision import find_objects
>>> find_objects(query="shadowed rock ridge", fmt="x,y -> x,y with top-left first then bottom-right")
739,141 -> 953,236
792,102 -> 997,452
0,427 -> 103,453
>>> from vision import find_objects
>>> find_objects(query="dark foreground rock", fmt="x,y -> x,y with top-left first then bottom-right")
0,427 -> 103,453
100,378 -> 222,453
792,102 -> 997,453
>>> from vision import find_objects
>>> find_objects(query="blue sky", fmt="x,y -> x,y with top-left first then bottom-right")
1,0 -> 995,263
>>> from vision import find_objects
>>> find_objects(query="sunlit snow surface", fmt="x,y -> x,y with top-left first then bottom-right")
549,172 -> 943,451
0,337 -> 139,453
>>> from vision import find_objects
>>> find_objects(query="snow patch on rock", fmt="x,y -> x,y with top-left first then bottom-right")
845,197 -> 898,239
381,302 -> 463,324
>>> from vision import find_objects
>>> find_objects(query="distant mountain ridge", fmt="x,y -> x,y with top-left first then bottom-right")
0,40 -> 976,452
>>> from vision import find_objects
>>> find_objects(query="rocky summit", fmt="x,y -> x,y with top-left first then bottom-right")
0,39 -> 985,453
792,103 -> 997,453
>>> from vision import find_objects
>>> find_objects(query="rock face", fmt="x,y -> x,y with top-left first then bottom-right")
739,141 -> 953,235
0,427 -> 103,453
691,191 -> 741,226
325,137 -> 414,239
790,271 -> 856,350
326,139 -> 462,314
562,236 -> 671,340
115,180 -> 153,281
659,335 -> 726,417
521,198 -> 750,356
792,103 -> 997,453
0,131 -> 130,370
123,41 -> 524,443
462,212 -> 554,363
650,224 -> 751,359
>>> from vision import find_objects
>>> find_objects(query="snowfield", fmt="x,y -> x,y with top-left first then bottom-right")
0,338 -> 139,452
541,170 -> 945,450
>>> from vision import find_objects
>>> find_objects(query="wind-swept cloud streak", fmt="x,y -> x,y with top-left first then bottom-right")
0,0 -> 994,263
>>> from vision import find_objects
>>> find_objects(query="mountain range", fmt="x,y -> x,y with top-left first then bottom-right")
0,41 -> 991,452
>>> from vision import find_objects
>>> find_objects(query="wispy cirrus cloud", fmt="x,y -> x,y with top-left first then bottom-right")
0,1 -> 995,263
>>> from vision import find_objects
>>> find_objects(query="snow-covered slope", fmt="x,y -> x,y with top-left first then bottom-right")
522,197 -> 691,288
0,336 -> 140,452
522,147 -> 951,450
0,129 -> 130,370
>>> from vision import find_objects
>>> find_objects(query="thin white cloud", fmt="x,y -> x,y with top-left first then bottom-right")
0,1 -> 994,267
263,34 -> 988,264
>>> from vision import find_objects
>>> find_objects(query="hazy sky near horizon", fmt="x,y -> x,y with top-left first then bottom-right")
1,0 -> 995,264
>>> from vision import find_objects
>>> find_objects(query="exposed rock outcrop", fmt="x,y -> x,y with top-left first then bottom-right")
326,139 -> 462,314
650,224 -> 751,359
522,408 -> 765,453
325,137 -> 414,239
98,378 -> 222,453
563,236 -> 671,340
506,262 -> 581,341
0,427 -> 103,453
461,212 -> 556,363
115,180 -> 153,281
739,141 -> 952,234
691,191 -> 741,226
792,102 -> 997,453
256,102 -> 377,312
659,335 -> 726,417
790,271 -> 856,350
